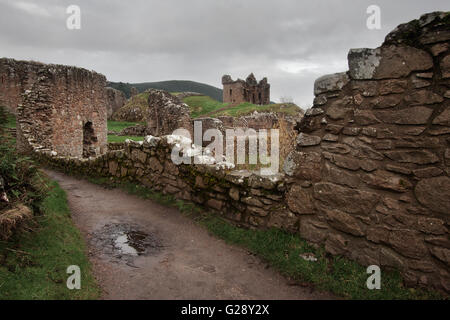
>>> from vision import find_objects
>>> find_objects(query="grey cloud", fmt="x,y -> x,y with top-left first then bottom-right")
0,0 -> 448,106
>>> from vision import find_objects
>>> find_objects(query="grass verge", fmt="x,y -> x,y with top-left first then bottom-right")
0,178 -> 101,300
85,177 -> 442,300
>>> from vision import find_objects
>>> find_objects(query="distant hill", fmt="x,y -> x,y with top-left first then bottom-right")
107,80 -> 223,102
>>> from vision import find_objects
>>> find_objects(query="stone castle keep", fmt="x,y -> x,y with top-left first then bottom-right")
222,73 -> 270,105
0,12 -> 449,293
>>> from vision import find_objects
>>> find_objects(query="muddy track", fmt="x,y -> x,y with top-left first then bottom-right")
44,169 -> 334,300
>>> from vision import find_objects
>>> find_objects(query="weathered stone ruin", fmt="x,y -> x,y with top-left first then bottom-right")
287,11 -> 450,292
0,58 -> 42,114
5,11 -> 450,294
110,89 -> 194,137
222,73 -> 270,105
105,87 -> 127,120
15,62 -> 108,158
192,112 -> 300,155
145,89 -> 193,136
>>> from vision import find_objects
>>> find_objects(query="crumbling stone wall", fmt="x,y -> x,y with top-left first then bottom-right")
222,73 -> 270,105
0,58 -> 42,114
145,89 -> 193,136
17,62 -> 108,158
285,12 -> 450,292
105,87 -> 127,120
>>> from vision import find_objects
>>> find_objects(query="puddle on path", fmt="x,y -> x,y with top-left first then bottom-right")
92,223 -> 163,266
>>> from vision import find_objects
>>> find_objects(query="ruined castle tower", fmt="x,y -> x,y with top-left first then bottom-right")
0,58 -> 108,158
222,73 -> 270,105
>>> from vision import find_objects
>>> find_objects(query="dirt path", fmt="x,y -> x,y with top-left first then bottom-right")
45,169 -> 333,300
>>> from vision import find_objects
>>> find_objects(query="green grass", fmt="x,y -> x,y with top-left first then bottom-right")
85,177 -> 442,300
181,96 -> 304,119
5,113 -> 16,129
107,120 -> 142,133
0,179 -> 101,300
182,95 -> 229,118
107,135 -> 144,143
209,102 -> 303,118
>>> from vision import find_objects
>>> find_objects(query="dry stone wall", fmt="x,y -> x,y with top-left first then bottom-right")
285,12 -> 450,292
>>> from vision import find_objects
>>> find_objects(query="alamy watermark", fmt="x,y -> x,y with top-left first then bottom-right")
366,5 -> 381,30
366,265 -> 381,290
66,265 -> 81,290
169,121 -> 280,175
66,5 -> 81,30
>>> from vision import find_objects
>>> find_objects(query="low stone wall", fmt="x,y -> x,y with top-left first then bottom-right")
37,137 -> 292,230
108,142 -> 127,150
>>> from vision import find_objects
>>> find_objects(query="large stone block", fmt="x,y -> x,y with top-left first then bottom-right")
404,90 -> 444,106
348,46 -> 433,79
415,177 -> 450,215
389,229 -> 428,259
348,48 -> 382,80
323,162 -> 361,188
417,217 -> 447,235
314,72 -> 349,95
375,106 -> 433,125
313,182 -> 380,215
385,150 -> 439,165
323,207 -> 365,236
379,79 -> 408,95
286,185 -> 315,214
324,153 -> 361,171
364,170 -> 412,192
283,151 -> 322,181
296,133 -> 321,147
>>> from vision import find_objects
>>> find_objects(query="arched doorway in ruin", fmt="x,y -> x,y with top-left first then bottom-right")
83,121 -> 98,158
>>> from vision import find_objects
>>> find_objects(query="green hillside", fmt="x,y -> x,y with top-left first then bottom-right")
207,102 -> 303,118
182,95 -> 303,119
183,95 -> 228,118
108,80 -> 223,101
111,91 -> 303,121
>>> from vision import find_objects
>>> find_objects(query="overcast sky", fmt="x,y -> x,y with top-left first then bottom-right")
0,0 -> 448,106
